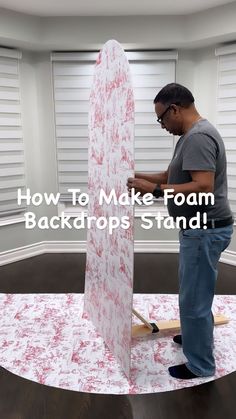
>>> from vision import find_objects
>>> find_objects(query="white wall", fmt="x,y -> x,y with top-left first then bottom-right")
177,48 -> 218,124
1,3 -> 236,50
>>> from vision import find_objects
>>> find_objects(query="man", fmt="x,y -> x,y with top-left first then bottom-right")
127,83 -> 233,379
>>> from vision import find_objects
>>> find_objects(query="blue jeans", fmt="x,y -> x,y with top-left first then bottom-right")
178,224 -> 233,377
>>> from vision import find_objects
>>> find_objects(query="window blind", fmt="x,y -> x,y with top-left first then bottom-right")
216,45 -> 236,218
51,51 -> 177,202
0,48 -> 26,218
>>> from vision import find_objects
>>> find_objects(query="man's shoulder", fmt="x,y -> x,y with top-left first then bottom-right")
188,119 -> 220,139
182,120 -> 224,158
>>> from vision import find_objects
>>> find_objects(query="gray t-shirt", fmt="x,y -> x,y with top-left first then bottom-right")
167,119 -> 232,220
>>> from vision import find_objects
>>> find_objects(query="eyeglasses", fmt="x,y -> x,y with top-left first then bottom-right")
156,105 -> 172,124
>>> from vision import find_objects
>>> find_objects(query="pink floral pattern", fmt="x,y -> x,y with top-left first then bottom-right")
84,40 -> 135,377
0,293 -> 235,394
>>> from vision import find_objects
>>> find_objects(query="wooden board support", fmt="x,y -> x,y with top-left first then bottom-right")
132,312 -> 229,338
132,308 -> 153,331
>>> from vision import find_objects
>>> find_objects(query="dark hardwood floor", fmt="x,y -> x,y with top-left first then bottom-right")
0,253 -> 236,419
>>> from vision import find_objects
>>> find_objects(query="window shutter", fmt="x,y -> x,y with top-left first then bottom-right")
216,45 -> 236,217
51,51 -> 177,202
0,48 -> 26,217
127,52 -> 176,176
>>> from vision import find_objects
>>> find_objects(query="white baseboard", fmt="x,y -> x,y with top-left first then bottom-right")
134,240 -> 179,253
0,241 -> 87,266
0,240 -> 236,267
0,242 -> 45,266
219,250 -> 236,266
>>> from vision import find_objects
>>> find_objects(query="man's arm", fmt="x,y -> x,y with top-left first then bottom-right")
127,171 -> 214,197
161,171 -> 215,195
135,171 -> 168,185
127,170 -> 169,196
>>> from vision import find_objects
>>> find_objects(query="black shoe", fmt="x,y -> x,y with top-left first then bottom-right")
168,364 -> 198,379
173,335 -> 182,345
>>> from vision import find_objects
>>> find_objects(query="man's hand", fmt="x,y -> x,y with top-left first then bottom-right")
127,178 -> 156,196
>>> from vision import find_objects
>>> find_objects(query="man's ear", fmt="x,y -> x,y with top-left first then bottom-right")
171,104 -> 181,115
170,104 -> 178,114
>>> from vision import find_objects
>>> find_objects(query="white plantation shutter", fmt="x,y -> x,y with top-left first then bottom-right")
128,52 -> 176,176
0,48 -> 26,217
216,45 -> 236,217
51,51 -> 177,202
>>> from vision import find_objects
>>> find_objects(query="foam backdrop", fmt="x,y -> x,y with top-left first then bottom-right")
83,40 -> 135,377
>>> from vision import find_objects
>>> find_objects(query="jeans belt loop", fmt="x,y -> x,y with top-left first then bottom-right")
211,219 -> 215,228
